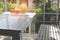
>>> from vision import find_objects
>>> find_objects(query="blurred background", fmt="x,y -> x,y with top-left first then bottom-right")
0,1 -> 60,40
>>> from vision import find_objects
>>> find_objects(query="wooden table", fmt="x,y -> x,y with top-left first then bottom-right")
0,12 -> 36,40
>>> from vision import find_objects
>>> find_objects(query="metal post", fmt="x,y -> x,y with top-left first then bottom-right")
43,0 -> 45,24
56,0 -> 59,24
28,0 -> 33,11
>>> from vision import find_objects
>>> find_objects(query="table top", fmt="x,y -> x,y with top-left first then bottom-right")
0,12 -> 36,31
38,24 -> 60,40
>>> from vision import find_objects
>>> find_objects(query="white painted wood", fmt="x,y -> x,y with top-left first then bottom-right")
1,12 -> 36,32
0,12 -> 36,40
37,24 -> 60,40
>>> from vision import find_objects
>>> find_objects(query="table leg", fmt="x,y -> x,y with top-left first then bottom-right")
12,33 -> 20,40
0,29 -> 21,40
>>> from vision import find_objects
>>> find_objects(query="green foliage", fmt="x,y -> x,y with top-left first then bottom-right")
32,0 -> 57,14
8,3 -> 16,10
32,6 -> 42,16
32,0 -> 44,16
51,3 -> 57,11
0,7 -> 4,13
0,1 -> 5,13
